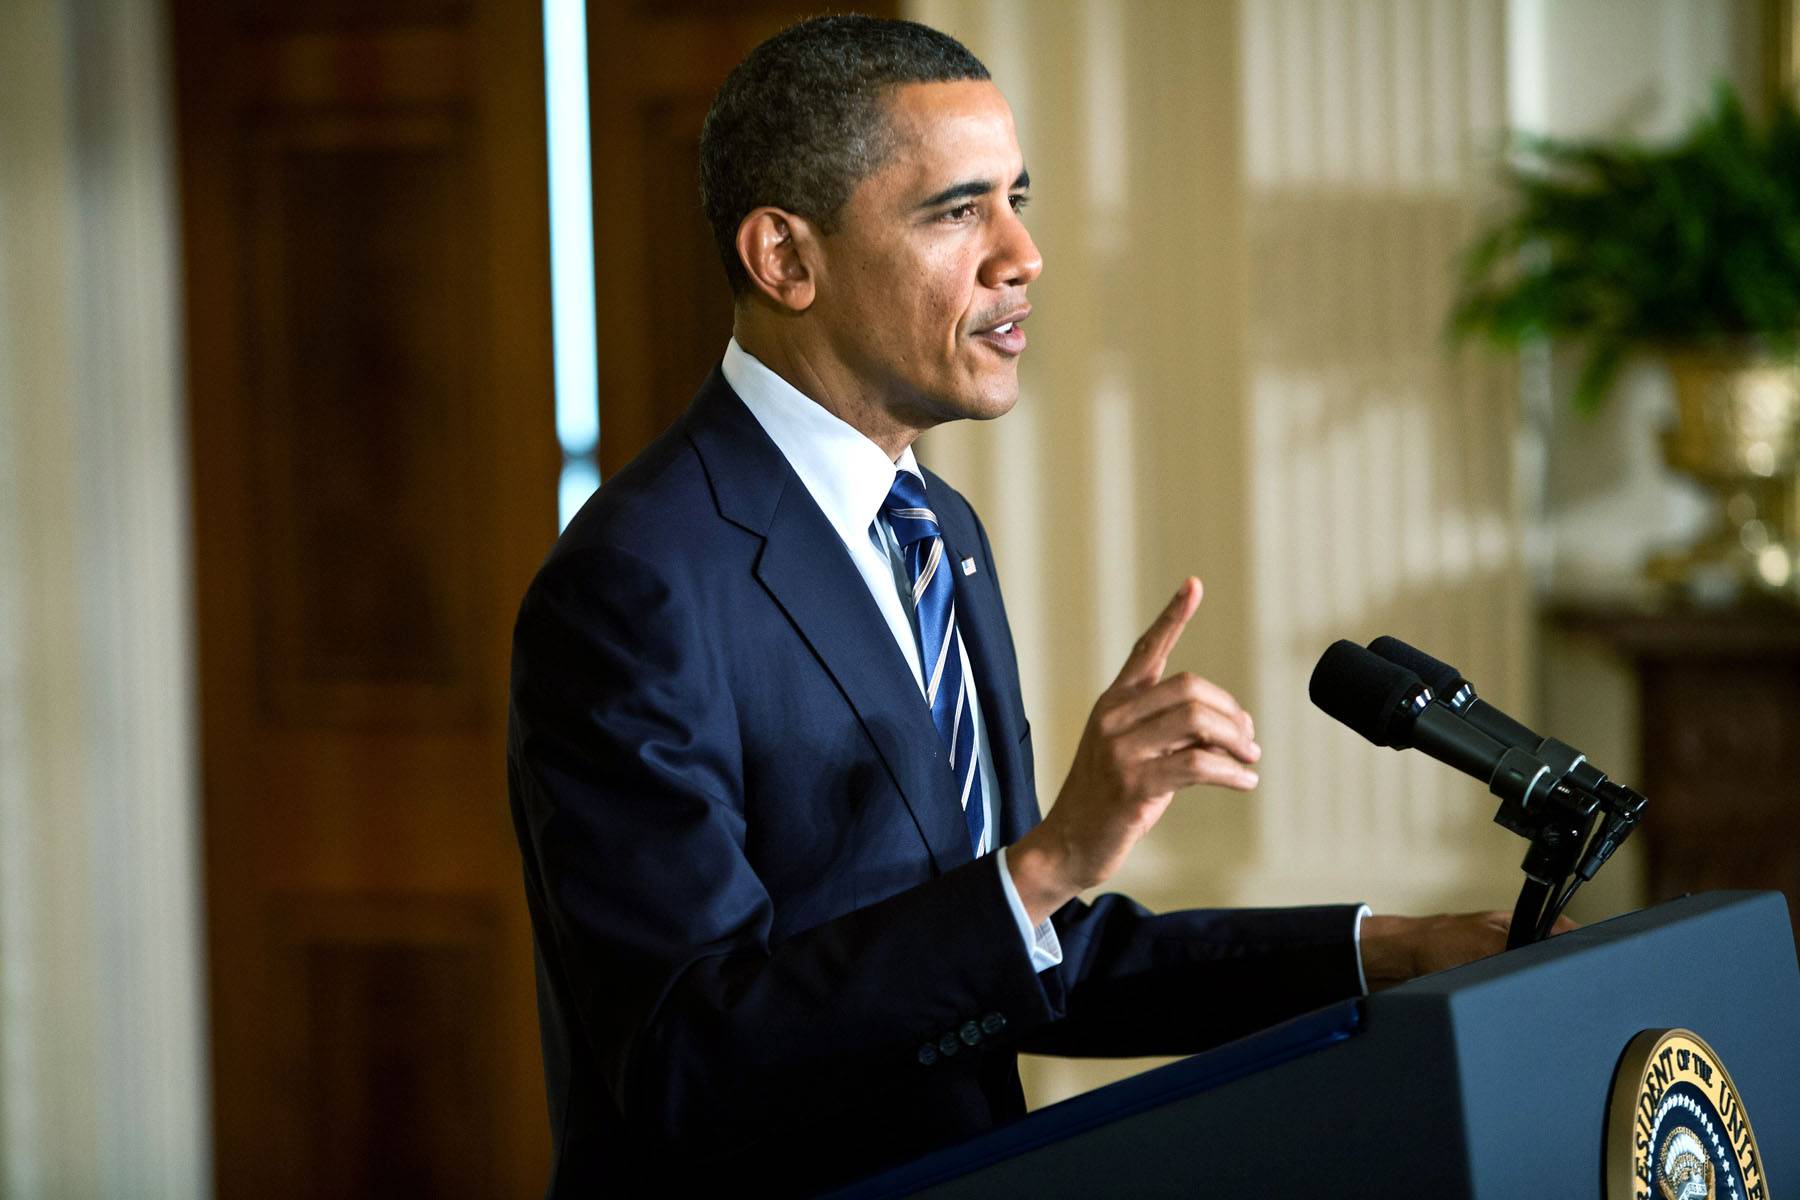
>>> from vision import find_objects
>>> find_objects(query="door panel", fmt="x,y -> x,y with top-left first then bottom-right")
173,2 -> 555,1194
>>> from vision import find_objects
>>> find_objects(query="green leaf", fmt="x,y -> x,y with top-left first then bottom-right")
1450,82 -> 1800,411
1572,340 -> 1626,416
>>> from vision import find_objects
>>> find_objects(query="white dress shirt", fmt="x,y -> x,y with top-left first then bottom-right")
722,338 -> 1061,972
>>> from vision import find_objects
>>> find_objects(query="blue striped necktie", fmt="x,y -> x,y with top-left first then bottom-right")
881,471 -> 985,856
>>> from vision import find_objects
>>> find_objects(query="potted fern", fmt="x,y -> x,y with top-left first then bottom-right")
1453,86 -> 1800,596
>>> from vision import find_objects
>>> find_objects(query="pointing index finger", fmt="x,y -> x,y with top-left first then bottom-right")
1113,577 -> 1202,690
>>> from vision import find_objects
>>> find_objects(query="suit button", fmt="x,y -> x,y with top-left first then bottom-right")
981,1012 -> 1007,1035
937,1033 -> 960,1057
959,1020 -> 982,1046
917,1043 -> 938,1066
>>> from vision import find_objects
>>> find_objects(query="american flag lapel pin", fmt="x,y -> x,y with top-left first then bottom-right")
960,556 -> 978,576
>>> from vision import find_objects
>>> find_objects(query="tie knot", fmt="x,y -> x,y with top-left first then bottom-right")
880,471 -> 940,547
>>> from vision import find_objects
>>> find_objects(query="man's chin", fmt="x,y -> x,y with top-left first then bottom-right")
970,390 -> 1021,421
938,388 -> 1019,424
903,370 -> 1020,428
952,367 -> 1023,422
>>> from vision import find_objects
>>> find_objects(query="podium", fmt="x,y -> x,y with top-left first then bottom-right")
834,891 -> 1800,1198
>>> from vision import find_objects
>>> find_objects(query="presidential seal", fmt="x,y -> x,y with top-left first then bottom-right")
1607,1028 -> 1771,1200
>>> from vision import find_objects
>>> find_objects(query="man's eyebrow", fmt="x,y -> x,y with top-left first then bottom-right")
916,168 -> 1032,211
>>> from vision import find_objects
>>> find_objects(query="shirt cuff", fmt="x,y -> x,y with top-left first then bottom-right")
995,846 -> 1063,972
1352,903 -> 1372,996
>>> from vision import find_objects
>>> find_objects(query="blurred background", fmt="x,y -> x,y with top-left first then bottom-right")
2,0 -> 1796,1195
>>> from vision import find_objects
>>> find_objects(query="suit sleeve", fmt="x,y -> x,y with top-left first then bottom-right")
507,542 -> 1064,1158
1019,895 -> 1365,1056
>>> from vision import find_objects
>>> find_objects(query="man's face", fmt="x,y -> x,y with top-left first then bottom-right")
809,80 -> 1041,428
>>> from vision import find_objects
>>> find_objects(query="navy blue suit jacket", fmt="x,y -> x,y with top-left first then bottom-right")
507,368 -> 1364,1195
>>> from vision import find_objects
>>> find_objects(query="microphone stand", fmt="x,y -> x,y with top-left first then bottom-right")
1495,781 -> 1598,950
1532,783 -> 1648,940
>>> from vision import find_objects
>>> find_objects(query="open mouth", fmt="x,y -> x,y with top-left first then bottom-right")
974,310 -> 1030,355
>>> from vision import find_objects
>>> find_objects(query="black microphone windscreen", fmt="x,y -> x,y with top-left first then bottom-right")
1309,640 -> 1425,748
1367,635 -> 1466,696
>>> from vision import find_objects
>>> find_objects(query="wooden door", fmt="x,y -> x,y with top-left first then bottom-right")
174,3 -> 899,1194
172,1 -> 558,1194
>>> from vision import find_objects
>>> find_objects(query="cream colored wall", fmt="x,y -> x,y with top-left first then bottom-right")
909,1 -> 1260,1102
911,0 -> 1260,895
0,1 -> 210,1193
1234,0 -> 1524,914
909,0 -> 1530,1107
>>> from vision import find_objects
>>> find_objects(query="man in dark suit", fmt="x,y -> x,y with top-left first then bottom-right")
508,14 -> 1515,1195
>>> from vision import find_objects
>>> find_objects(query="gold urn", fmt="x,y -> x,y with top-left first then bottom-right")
1648,347 -> 1800,600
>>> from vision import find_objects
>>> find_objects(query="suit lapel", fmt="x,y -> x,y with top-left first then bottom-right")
755,493 -> 974,872
684,371 -> 973,873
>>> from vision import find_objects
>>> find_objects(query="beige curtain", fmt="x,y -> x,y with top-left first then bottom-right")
0,0 -> 210,1192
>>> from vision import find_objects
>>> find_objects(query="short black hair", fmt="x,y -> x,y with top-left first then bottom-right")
699,14 -> 991,296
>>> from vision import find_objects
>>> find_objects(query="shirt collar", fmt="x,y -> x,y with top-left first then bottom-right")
721,337 -> 923,550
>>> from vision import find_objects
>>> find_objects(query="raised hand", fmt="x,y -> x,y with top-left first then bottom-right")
1007,577 -> 1261,925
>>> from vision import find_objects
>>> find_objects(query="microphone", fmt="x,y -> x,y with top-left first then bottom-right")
1308,640 -> 1561,817
1366,635 -> 1607,794
1363,635 -> 1647,893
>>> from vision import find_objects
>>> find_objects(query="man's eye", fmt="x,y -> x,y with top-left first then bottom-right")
943,202 -> 978,221
1009,193 -> 1031,213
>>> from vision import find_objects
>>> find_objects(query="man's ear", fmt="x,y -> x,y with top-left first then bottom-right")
735,207 -> 818,312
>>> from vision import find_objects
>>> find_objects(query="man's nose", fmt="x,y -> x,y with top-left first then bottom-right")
981,210 -> 1042,289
